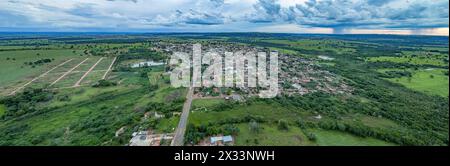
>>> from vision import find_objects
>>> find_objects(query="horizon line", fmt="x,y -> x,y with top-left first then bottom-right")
0,31 -> 448,37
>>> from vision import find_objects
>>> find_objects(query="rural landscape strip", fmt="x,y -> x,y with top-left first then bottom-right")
171,87 -> 194,146
73,57 -> 104,87
8,58 -> 74,95
50,58 -> 89,86
102,57 -> 117,80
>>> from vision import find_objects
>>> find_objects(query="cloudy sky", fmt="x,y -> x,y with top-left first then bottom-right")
0,0 -> 448,35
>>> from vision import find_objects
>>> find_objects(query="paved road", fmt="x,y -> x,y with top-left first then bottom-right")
171,87 -> 194,146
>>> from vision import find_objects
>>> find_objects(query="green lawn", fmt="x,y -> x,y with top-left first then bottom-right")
387,69 -> 449,97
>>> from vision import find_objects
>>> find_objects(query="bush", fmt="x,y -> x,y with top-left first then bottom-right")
277,119 -> 289,131
92,80 -> 117,87
307,133 -> 317,141
249,120 -> 261,134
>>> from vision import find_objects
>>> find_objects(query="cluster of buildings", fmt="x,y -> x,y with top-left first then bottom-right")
152,40 -> 351,98
129,131 -> 174,146
279,54 -> 351,96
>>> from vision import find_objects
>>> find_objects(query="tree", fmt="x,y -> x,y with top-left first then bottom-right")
277,119 -> 289,131
249,120 -> 260,134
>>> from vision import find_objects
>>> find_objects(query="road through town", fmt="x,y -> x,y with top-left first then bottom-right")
171,87 -> 194,146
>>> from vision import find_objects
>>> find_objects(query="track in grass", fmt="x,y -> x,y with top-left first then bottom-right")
8,58 -> 74,95
102,57 -> 117,79
73,57 -> 104,87
50,58 -> 89,87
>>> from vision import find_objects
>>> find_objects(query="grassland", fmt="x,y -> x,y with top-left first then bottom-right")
155,116 -> 180,133
0,49 -> 80,94
378,68 -> 449,97
233,123 -> 394,146
0,104 -> 6,117
189,102 -> 307,126
368,56 -> 447,66
191,98 -> 225,110
261,39 -> 357,54
234,123 -> 314,146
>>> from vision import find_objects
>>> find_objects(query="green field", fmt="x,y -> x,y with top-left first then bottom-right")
261,39 -> 357,54
0,49 -> 80,94
191,98 -> 225,111
234,123 -> 315,146
155,116 -> 180,133
233,123 -> 394,146
385,69 -> 449,97
368,56 -> 447,66
189,102 -> 308,126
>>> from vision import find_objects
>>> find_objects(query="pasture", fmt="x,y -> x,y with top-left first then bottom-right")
387,69 -> 449,97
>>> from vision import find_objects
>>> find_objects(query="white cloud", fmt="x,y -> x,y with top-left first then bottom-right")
0,0 -> 448,35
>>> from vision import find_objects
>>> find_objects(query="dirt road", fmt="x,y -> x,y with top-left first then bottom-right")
102,57 -> 117,80
50,58 -> 89,86
8,59 -> 73,95
73,57 -> 104,87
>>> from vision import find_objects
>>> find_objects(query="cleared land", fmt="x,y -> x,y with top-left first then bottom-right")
0,49 -> 80,95
74,57 -> 104,87
8,59 -> 73,95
